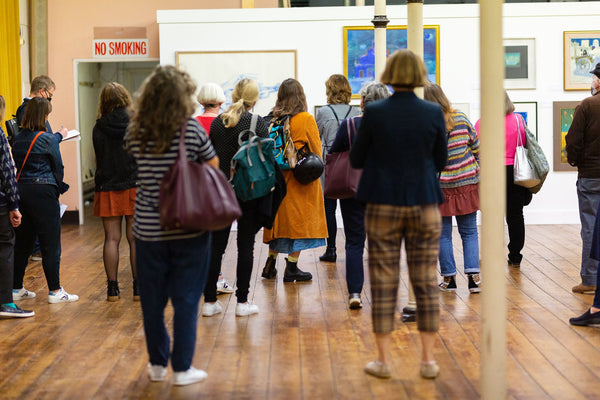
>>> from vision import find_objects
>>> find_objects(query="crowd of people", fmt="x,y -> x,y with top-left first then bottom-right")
2,50 -> 600,385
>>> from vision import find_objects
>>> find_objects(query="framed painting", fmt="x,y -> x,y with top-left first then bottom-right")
552,101 -> 579,171
564,31 -> 600,91
343,25 -> 440,98
513,101 -> 538,140
176,50 -> 297,116
504,39 -> 535,89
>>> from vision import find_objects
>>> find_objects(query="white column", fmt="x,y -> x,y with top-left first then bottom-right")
479,1 -> 507,399
372,0 -> 388,81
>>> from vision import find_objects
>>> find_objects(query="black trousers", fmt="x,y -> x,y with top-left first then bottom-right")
324,197 -> 337,250
0,207 -> 15,304
506,166 -> 531,264
204,200 -> 263,303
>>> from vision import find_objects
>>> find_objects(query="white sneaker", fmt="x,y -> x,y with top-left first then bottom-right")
202,300 -> 222,317
48,287 -> 79,304
216,278 -> 235,294
147,363 -> 167,381
13,287 -> 36,301
172,367 -> 207,386
235,302 -> 259,316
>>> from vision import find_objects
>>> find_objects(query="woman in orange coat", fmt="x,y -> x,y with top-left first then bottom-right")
262,79 -> 328,282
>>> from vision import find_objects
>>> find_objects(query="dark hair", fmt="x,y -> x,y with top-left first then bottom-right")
380,49 -> 427,89
272,78 -> 307,118
127,65 -> 196,154
325,74 -> 352,105
97,82 -> 132,119
30,75 -> 55,95
21,97 -> 52,131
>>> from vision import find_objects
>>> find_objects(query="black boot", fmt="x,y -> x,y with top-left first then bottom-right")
319,247 -> 337,262
133,279 -> 140,301
107,280 -> 120,301
283,258 -> 312,282
262,257 -> 277,279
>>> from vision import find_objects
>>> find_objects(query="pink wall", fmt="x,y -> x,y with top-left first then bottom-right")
47,0 -> 278,213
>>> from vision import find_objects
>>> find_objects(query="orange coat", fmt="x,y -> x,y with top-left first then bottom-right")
263,112 -> 328,242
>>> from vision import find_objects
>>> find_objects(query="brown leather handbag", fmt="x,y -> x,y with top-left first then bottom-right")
159,124 -> 241,231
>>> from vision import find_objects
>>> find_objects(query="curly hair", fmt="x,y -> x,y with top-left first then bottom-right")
126,65 -> 196,154
272,78 -> 307,118
97,82 -> 132,119
325,74 -> 352,105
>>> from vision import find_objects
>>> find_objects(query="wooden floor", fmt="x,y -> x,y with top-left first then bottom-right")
2,207 -> 600,400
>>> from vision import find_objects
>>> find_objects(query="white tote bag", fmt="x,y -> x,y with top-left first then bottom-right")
513,114 -> 540,188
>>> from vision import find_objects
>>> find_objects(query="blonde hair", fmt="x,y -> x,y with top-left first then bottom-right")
325,74 -> 352,105
380,49 -> 427,89
197,82 -> 226,108
504,91 -> 515,115
221,78 -> 259,128
424,83 -> 456,132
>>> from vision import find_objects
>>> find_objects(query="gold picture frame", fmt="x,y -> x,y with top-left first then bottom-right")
563,31 -> 600,91
552,101 -> 579,171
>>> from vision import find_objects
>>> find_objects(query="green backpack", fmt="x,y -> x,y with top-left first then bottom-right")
230,114 -> 277,202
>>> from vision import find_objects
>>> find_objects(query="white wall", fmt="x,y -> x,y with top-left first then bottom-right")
158,2 -> 600,225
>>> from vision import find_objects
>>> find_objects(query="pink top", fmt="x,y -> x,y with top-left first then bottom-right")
475,113 -> 526,165
195,115 -> 217,135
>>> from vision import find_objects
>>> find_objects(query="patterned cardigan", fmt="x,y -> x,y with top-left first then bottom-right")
439,111 -> 480,189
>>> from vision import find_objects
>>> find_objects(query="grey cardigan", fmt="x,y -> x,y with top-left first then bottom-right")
316,104 -> 360,159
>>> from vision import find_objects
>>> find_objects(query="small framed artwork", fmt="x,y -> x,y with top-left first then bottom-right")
343,25 -> 440,98
552,101 -> 579,171
503,39 -> 536,89
513,101 -> 538,139
564,31 -> 600,91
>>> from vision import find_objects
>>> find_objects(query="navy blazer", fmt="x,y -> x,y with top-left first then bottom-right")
349,91 -> 447,206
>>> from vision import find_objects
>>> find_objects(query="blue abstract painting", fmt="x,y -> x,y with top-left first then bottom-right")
344,25 -> 439,96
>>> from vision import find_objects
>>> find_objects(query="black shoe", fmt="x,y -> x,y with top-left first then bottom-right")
438,276 -> 457,291
467,273 -> 481,293
283,258 -> 312,282
262,257 -> 277,279
569,309 -> 600,326
0,304 -> 34,318
133,279 -> 140,301
319,247 -> 337,263
107,280 -> 120,302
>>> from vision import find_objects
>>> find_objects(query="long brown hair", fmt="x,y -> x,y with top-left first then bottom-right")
424,83 -> 455,132
272,78 -> 307,118
126,65 -> 196,154
97,82 -> 132,119
21,97 -> 51,131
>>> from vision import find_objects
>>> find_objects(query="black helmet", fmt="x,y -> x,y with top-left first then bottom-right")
293,148 -> 324,185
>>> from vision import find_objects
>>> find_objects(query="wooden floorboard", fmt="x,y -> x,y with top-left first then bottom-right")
2,207 -> 600,399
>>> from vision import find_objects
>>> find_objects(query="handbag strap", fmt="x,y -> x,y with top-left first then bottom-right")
515,114 -> 523,147
16,131 -> 44,182
347,117 -> 356,150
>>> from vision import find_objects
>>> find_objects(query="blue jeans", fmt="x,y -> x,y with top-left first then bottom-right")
136,233 -> 210,372
438,212 -> 480,276
340,197 -> 366,294
577,178 -> 600,286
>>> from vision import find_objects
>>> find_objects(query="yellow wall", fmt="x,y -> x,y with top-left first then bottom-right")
0,0 -> 21,122
46,0 -> 278,214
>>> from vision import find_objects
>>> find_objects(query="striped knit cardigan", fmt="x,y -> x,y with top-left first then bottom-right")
439,111 -> 480,189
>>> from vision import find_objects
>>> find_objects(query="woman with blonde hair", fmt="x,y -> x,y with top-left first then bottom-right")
350,50 -> 447,379
316,74 -> 360,263
424,83 -> 481,293
93,82 -> 138,301
262,78 -> 327,282
125,65 -> 219,386
195,82 -> 225,134
201,78 -> 271,317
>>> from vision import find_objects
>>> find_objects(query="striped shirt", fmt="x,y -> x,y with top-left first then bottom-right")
439,111 -> 480,189
127,118 -> 216,241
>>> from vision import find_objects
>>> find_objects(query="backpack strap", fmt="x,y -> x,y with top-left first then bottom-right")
238,113 -> 259,145
16,131 -> 44,182
342,105 -> 353,120
326,105 -> 353,128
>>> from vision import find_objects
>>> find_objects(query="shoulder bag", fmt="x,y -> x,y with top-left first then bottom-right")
523,124 -> 549,194
324,117 -> 362,199
159,124 -> 242,231
513,114 -> 541,188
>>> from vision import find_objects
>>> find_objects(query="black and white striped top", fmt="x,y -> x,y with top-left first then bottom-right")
128,118 -> 216,241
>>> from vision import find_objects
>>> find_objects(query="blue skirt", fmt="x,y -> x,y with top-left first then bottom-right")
269,238 -> 326,254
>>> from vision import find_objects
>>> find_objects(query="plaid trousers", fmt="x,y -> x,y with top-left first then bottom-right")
365,203 -> 441,333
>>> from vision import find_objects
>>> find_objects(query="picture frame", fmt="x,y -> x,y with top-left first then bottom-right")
176,50 -> 297,116
503,39 -> 536,90
343,25 -> 440,98
552,101 -> 579,171
563,31 -> 600,91
513,101 -> 538,140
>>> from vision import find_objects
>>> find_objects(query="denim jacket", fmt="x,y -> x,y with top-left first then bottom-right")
12,128 -> 68,193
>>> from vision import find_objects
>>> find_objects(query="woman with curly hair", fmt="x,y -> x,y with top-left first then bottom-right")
125,65 -> 219,386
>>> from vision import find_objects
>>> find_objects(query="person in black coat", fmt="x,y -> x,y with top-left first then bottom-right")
92,82 -> 138,301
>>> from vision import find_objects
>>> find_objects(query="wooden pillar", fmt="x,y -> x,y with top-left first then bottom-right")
479,1 -> 506,399
372,0 -> 388,81
29,0 -> 48,78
